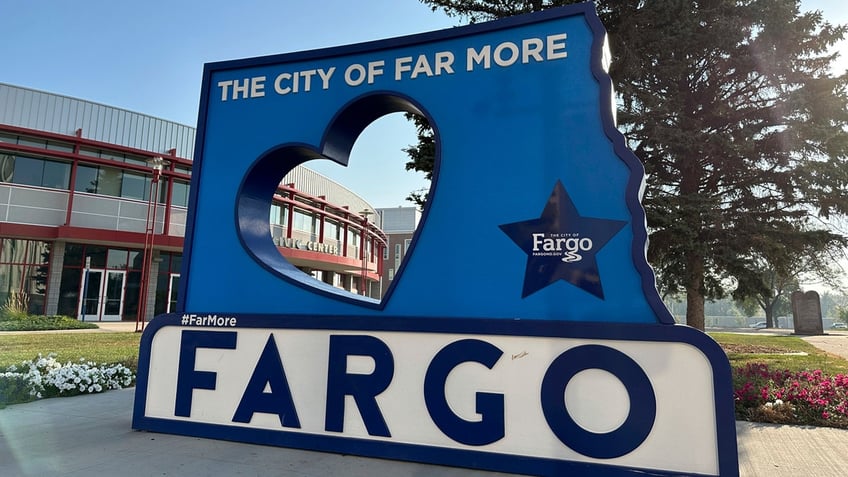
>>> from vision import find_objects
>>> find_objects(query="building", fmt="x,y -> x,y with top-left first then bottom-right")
0,83 -> 385,323
376,206 -> 421,298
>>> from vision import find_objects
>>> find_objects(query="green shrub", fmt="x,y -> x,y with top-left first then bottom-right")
0,372 -> 30,408
0,315 -> 98,331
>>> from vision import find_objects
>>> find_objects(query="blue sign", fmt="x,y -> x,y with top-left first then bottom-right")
133,4 -> 739,476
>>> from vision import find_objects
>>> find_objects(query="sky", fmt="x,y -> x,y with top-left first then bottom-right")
2,0 -> 846,209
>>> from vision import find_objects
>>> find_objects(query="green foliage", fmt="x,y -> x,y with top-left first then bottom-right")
0,314 -> 98,331
1,291 -> 31,321
402,112 -> 434,208
0,373 -> 29,408
838,306 -> 848,324
418,0 -> 572,22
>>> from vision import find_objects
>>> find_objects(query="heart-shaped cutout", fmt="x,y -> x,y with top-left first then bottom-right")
236,93 -> 438,309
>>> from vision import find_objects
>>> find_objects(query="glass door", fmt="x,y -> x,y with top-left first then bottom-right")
79,270 -> 102,321
78,270 -> 126,321
167,273 -> 180,313
102,271 -> 126,321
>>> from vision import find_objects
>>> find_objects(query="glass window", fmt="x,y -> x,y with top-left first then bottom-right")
293,209 -> 315,232
0,154 -> 14,182
97,166 -> 122,197
4,156 -> 71,189
128,250 -> 142,270
42,160 -> 71,189
63,244 -> 84,267
123,271 -> 141,319
78,147 -> 101,158
270,204 -> 282,225
46,141 -> 74,153
28,241 -> 51,266
123,155 -> 148,166
74,165 -> 99,193
0,239 -> 51,315
11,156 -> 43,186
121,171 -> 147,200
169,254 -> 182,274
57,268 -> 82,317
86,246 -> 107,268
107,249 -> 129,269
154,268 -> 169,315
172,180 -> 190,207
349,229 -> 360,247
1,239 -> 24,263
100,151 -> 125,162
324,220 -> 339,241
404,239 -> 412,253
16,136 -> 46,149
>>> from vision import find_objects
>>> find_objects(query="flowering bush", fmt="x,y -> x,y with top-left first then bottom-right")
0,353 -> 134,406
733,362 -> 848,428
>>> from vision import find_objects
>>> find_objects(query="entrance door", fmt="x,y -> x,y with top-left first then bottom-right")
167,273 -> 180,313
78,270 -> 126,321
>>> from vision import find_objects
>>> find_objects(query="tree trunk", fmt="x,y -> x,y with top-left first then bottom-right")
686,253 -> 706,330
763,302 -> 775,328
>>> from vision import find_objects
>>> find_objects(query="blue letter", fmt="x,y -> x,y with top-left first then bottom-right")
325,335 -> 393,437
424,339 -> 504,445
540,345 -> 655,459
175,330 -> 237,417
232,334 -> 301,428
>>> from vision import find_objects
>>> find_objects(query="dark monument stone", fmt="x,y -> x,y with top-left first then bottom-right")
792,290 -> 823,335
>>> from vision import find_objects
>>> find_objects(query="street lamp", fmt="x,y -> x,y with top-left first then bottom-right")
136,156 -> 167,332
358,209 -> 373,296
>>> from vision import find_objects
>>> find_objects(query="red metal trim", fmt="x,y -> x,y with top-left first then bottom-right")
0,123 -> 193,168
279,247 -> 380,280
273,194 -> 387,248
0,223 -> 185,249
55,225 -> 184,250
0,141 -> 191,181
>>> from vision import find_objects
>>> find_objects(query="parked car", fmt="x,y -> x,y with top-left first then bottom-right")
749,321 -> 767,329
831,322 -> 847,329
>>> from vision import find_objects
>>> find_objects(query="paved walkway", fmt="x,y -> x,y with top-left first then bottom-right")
1,387 -> 847,477
2,324 -> 848,476
801,332 -> 848,360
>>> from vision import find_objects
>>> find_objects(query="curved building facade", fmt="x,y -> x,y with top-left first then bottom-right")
0,83 -> 385,323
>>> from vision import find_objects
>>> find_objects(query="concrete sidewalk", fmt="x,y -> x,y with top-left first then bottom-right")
2,388 -> 848,476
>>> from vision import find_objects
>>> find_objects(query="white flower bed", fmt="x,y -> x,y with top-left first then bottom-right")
1,353 -> 134,400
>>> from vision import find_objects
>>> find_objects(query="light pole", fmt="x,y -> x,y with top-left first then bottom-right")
136,156 -> 166,332
358,209 -> 373,296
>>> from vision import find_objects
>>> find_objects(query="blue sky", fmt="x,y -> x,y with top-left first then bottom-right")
2,0 -> 846,209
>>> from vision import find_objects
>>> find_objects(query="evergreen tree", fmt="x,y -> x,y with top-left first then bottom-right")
411,0 -> 848,330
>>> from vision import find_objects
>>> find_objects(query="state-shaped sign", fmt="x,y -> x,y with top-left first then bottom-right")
133,4 -> 739,476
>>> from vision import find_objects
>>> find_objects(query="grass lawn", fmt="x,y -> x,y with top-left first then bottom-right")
710,332 -> 848,374
2,329 -> 844,374
0,332 -> 142,369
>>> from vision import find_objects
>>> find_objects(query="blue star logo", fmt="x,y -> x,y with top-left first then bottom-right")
499,180 -> 627,299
